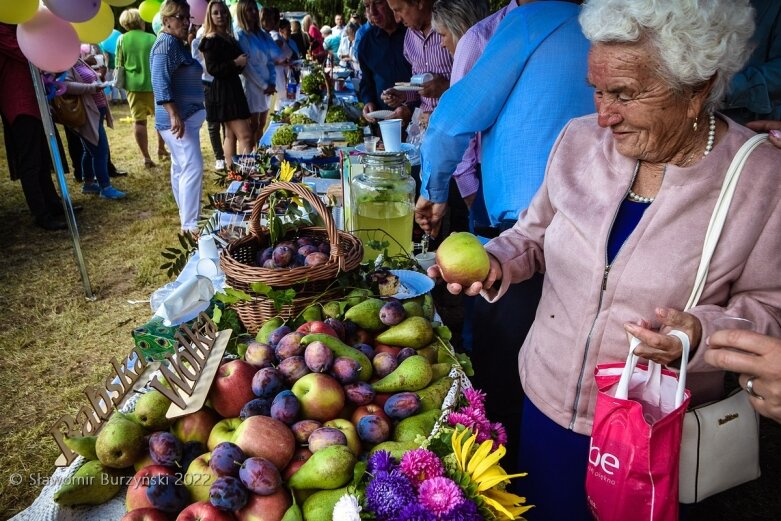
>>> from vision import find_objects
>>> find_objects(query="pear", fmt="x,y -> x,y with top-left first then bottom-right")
417,344 -> 438,363
371,355 -> 433,393
321,300 -> 343,319
430,362 -> 452,381
294,304 -> 323,328
256,316 -> 285,343
374,316 -> 434,349
422,293 -> 435,321
416,377 -> 454,412
344,298 -> 385,331
402,300 -> 424,318
436,232 -> 490,287
95,414 -> 145,469
369,440 -> 418,460
63,434 -> 98,461
288,445 -> 356,490
53,460 -> 121,506
393,409 -> 441,442
282,500 -> 305,521
130,389 -> 172,430
345,288 -> 372,308
302,486 -> 350,521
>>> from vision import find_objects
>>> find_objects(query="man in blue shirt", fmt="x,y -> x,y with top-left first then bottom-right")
415,0 -> 594,477
358,0 -> 412,118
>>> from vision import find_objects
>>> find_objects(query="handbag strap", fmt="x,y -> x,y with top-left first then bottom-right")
616,333 -> 690,408
685,133 -> 769,310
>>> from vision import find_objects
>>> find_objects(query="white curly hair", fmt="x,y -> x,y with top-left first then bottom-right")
579,0 -> 756,113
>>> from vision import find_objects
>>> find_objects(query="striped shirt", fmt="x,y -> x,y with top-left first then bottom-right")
150,32 -> 204,131
74,61 -> 108,109
449,0 -> 519,197
402,28 -> 452,113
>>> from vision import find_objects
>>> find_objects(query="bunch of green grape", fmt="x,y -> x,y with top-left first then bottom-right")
271,125 -> 297,146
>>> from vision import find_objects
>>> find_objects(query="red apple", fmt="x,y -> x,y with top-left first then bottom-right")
296,320 -> 338,337
374,343 -> 402,357
236,488 -> 292,521
351,404 -> 390,426
126,465 -> 176,511
177,501 -> 237,521
291,373 -> 345,422
232,415 -> 296,471
281,447 -> 313,481
372,392 -> 393,408
172,407 -> 220,445
352,329 -> 374,345
207,418 -> 242,451
133,448 -> 155,472
184,452 -> 219,503
121,508 -> 169,521
209,360 -> 257,418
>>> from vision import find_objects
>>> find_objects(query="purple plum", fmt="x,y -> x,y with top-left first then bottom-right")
323,318 -> 346,340
209,442 -> 245,477
267,325 -> 292,347
244,341 -> 275,368
275,332 -> 305,360
272,245 -> 295,267
271,390 -> 300,425
298,244 -> 318,257
240,398 -> 272,419
148,431 -> 183,467
291,254 -> 306,268
354,343 -> 375,360
251,367 -> 285,398
209,476 -> 248,511
277,355 -> 311,385
239,457 -> 282,495
304,341 -> 334,373
146,474 -> 190,512
372,352 -> 398,378
344,382 -> 375,405
383,392 -> 421,420
396,347 -> 417,364
307,427 -> 347,452
356,415 -> 391,444
305,252 -> 329,266
296,237 -> 314,248
291,420 -> 322,445
257,246 -> 274,266
330,356 -> 362,384
379,301 -> 406,326
318,242 -> 331,254
180,441 -> 207,474
263,259 -> 277,268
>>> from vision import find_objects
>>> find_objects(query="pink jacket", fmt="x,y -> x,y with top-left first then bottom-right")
483,114 -> 781,435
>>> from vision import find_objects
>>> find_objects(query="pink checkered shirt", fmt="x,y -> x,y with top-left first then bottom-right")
402,27 -> 452,113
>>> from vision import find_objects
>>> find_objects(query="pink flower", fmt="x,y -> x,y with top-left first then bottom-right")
463,388 -> 487,410
400,449 -> 444,488
491,421 -> 508,448
418,477 -> 464,516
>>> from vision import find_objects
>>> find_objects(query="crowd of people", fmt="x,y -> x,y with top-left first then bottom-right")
2,0 -> 781,518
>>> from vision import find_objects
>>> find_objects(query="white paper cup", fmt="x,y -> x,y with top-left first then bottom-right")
379,118 -> 403,152
198,234 -> 219,261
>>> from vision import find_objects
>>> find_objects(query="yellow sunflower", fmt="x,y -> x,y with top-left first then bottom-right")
452,428 -> 533,520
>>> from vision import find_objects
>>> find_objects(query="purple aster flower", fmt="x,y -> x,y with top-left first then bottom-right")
440,498 -> 482,521
368,450 -> 397,474
366,471 -> 416,520
491,421 -> 508,448
393,502 -> 438,521
418,476 -> 464,516
463,388 -> 487,410
400,449 -> 444,488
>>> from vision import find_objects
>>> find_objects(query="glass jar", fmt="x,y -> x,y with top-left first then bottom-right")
351,152 -> 416,262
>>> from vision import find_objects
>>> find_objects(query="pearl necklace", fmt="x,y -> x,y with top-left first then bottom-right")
628,113 -> 716,204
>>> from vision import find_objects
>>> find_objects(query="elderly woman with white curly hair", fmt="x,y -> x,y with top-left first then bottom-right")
428,0 -> 781,518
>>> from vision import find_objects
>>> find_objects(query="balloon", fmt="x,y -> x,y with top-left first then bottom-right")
189,0 -> 208,25
0,0 -> 38,24
17,9 -> 80,73
152,12 -> 163,35
139,0 -> 162,23
105,0 -> 136,6
43,0 -> 100,23
71,1 -> 114,43
101,29 -> 122,55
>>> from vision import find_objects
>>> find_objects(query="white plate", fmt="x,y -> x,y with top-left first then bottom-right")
390,269 -> 434,299
366,110 -> 394,120
393,84 -> 423,92
353,142 -> 416,155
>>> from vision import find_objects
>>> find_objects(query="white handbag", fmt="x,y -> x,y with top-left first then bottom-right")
677,133 -> 767,504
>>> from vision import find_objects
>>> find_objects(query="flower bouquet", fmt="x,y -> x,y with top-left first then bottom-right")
338,388 -> 533,520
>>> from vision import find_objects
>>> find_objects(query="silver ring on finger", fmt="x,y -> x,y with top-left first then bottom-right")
745,376 -> 765,400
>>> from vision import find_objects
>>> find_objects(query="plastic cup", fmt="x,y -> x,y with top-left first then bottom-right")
198,234 -> 219,261
415,252 -> 436,270
363,136 -> 379,152
379,118 -> 403,152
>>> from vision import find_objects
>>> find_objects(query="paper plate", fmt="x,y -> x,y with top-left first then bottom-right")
367,110 -> 394,120
354,142 -> 416,155
390,269 -> 434,299
394,84 -> 423,92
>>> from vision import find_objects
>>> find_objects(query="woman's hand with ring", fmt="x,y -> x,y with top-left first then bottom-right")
624,308 -> 702,365
426,253 -> 502,297
705,329 -> 781,423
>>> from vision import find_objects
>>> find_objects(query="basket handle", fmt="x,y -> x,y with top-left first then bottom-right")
249,181 -> 344,269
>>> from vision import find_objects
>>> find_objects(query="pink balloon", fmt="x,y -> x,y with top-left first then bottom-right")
43,0 -> 101,23
17,9 -> 80,73
188,0 -> 208,25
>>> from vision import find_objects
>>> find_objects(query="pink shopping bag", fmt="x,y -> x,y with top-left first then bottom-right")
586,333 -> 691,521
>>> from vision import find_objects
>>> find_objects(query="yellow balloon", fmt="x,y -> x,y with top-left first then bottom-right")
0,0 -> 38,24
105,0 -> 136,6
139,1 -> 162,24
72,2 -> 114,44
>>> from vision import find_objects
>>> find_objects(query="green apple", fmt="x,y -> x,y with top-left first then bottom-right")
207,417 -> 242,451
324,419 -> 361,456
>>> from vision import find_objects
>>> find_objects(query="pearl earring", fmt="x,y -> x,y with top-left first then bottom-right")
693,116 -> 699,132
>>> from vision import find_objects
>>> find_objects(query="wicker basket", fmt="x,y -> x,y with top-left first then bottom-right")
220,181 -> 363,333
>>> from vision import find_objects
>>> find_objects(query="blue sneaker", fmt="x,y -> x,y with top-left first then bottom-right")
82,183 -> 100,194
99,186 -> 126,200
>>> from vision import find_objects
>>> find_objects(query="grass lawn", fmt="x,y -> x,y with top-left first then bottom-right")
0,103 -> 779,519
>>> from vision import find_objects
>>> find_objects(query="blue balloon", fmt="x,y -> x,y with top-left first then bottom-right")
100,29 -> 121,55
152,12 -> 162,34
